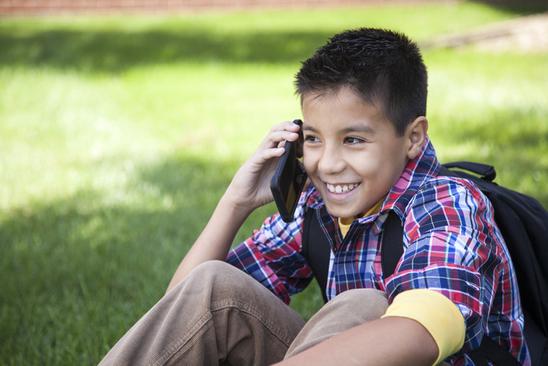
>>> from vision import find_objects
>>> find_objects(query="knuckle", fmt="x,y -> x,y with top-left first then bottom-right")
272,121 -> 290,132
271,123 -> 282,132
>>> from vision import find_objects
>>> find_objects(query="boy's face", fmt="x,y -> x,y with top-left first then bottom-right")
302,86 -> 411,219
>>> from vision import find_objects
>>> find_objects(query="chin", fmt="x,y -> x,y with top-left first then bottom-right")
324,204 -> 359,219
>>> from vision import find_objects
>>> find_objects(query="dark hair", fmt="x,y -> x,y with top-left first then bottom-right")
295,28 -> 427,136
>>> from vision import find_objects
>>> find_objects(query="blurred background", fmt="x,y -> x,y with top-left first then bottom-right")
1,0 -> 547,364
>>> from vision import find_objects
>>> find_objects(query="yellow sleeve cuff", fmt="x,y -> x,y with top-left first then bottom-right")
381,289 -> 465,365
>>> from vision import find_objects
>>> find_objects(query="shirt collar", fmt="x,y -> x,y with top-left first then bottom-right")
304,138 -> 441,222
379,138 -> 441,221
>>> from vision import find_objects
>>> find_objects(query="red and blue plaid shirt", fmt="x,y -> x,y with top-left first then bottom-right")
226,139 -> 530,365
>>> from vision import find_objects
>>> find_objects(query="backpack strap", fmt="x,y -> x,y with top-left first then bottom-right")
469,337 -> 521,366
381,211 -> 404,278
302,207 -> 330,303
442,161 -> 497,182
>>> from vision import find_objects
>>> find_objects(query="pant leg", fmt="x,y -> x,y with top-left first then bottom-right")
99,260 -> 305,366
284,288 -> 388,359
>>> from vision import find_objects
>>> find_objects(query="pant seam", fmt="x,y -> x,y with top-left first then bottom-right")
210,299 -> 296,347
149,311 -> 212,366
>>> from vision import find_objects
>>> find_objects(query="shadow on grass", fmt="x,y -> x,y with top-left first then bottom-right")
0,27 -> 331,73
0,155 -> 233,365
0,152 -> 322,365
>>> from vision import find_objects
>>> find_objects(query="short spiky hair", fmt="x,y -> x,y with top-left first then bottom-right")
295,28 -> 427,136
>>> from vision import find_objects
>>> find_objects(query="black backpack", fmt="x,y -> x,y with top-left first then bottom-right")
301,161 -> 548,366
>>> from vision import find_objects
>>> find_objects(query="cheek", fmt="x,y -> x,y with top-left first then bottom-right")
352,150 -> 406,186
351,154 -> 383,179
302,150 -> 318,175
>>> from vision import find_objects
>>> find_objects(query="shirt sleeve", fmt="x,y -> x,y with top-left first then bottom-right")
382,289 -> 465,365
384,177 -> 510,355
225,188 -> 314,304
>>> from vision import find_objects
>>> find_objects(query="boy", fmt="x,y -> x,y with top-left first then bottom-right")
100,28 -> 530,365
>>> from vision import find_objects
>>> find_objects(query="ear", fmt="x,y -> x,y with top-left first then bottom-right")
405,116 -> 428,160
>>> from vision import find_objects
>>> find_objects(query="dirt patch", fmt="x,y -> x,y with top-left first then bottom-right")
421,13 -> 548,52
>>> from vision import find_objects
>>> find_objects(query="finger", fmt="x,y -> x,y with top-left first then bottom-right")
258,147 -> 285,162
270,120 -> 302,133
264,130 -> 299,147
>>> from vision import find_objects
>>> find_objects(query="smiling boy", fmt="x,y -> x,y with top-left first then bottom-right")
100,28 -> 530,366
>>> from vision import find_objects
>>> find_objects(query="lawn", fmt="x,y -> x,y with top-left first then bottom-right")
1,1 -> 547,364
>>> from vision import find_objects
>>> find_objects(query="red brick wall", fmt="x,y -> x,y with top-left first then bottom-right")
0,0 -> 441,15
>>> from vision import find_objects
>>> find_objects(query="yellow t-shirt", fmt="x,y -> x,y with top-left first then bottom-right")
338,199 -> 384,238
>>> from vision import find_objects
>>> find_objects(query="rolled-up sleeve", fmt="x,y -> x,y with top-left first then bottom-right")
226,190 -> 314,304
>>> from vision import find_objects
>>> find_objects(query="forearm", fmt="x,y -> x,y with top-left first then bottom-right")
275,316 -> 438,366
166,193 -> 251,293
166,121 -> 300,293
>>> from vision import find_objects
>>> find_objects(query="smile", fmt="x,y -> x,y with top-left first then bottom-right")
326,183 -> 360,194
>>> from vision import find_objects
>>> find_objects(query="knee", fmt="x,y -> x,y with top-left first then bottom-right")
186,260 -> 251,295
189,260 -> 240,283
192,260 -> 237,276
327,289 -> 389,319
331,288 -> 387,303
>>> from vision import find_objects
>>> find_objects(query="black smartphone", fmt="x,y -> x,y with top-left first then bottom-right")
270,119 -> 307,222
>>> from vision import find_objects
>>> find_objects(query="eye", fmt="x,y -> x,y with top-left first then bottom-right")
304,134 -> 320,144
344,136 -> 366,145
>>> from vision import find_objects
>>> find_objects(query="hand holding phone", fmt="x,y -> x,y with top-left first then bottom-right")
270,119 -> 308,222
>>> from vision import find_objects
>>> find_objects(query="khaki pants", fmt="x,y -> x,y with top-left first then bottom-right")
99,261 -> 389,366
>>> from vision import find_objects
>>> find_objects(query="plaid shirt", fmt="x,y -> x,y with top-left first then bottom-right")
226,140 -> 530,365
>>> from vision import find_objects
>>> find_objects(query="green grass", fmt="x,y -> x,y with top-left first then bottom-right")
1,2 -> 547,364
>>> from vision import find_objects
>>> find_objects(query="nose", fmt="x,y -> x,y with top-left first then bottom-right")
318,143 -> 346,176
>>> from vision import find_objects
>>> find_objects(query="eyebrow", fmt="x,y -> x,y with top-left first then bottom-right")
302,125 -> 318,132
341,125 -> 375,134
302,124 -> 375,134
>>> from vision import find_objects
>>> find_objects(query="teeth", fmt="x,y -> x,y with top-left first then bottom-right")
327,183 -> 359,194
